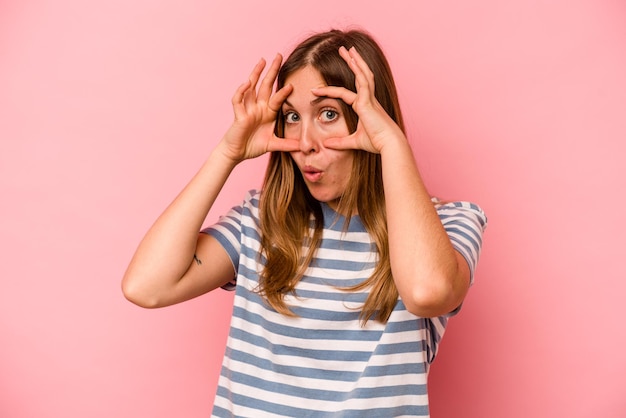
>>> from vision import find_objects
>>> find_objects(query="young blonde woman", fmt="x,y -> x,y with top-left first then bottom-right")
123,29 -> 487,417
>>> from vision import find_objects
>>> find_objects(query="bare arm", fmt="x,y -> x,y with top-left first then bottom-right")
379,139 -> 470,318
122,55 -> 298,308
121,146 -> 238,308
319,47 -> 469,318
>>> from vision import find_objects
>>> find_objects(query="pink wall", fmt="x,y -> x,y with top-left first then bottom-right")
2,1 -> 625,417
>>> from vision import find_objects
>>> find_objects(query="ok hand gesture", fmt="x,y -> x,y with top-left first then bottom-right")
312,46 -> 406,155
221,54 -> 299,163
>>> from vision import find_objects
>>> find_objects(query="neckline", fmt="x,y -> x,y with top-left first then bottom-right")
320,202 -> 365,233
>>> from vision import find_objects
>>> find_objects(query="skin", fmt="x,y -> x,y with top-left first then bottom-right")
122,54 -> 297,308
281,66 -> 354,211
317,47 -> 471,317
122,47 -> 471,318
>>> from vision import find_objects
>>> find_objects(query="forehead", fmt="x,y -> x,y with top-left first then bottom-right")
284,65 -> 327,91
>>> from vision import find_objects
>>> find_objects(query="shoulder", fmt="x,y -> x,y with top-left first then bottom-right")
433,198 -> 488,232
230,189 -> 261,221
243,189 -> 261,207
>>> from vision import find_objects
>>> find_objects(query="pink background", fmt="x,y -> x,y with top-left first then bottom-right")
2,0 -> 625,417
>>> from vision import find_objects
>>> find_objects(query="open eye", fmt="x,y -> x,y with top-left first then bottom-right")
284,111 -> 300,124
319,109 -> 338,122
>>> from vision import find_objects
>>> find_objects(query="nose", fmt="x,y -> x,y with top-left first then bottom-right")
299,123 -> 321,154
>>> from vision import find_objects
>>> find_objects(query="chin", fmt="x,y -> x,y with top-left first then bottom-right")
310,192 -> 341,210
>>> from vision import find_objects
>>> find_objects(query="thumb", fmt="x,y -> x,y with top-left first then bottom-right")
323,133 -> 360,151
267,136 -> 300,153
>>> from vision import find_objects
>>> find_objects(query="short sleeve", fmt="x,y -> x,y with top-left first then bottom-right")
201,196 -> 249,291
424,201 -> 487,359
436,201 -> 488,286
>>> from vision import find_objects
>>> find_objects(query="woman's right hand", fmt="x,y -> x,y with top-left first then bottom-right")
220,54 -> 299,163
123,55 -> 299,309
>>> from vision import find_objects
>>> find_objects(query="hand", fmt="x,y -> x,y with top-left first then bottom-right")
220,54 -> 299,162
312,46 -> 405,154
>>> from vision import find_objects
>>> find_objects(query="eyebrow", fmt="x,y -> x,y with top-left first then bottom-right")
282,96 -> 340,108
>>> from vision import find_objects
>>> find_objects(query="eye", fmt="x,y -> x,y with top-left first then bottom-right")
319,109 -> 338,122
284,111 -> 300,124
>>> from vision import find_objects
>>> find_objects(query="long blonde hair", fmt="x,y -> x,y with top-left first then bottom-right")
259,29 -> 406,324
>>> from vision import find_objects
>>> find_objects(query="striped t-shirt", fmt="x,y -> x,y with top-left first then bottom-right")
205,190 -> 487,417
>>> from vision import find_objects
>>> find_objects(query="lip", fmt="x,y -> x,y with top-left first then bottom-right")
302,165 -> 323,182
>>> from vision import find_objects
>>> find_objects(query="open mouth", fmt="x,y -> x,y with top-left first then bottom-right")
302,166 -> 323,182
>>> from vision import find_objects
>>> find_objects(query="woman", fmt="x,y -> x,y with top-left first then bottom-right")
123,29 -> 487,417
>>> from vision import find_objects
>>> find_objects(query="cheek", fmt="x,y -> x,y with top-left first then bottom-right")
283,125 -> 299,139
321,121 -> 350,137
330,152 -> 354,177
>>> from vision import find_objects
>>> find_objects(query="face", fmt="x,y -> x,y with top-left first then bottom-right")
282,66 -> 354,211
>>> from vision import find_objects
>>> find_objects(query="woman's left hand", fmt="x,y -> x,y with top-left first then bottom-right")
312,46 -> 406,154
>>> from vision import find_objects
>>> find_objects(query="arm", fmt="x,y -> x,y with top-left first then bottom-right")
379,137 -> 470,318
121,146 -> 238,308
122,55 -> 298,308
319,47 -> 469,318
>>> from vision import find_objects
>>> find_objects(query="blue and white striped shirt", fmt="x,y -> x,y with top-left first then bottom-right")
205,190 -> 487,417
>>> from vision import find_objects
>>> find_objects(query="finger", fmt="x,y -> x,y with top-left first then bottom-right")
231,79 -> 252,115
322,133 -> 361,151
268,83 -> 293,113
311,86 -> 356,106
339,46 -> 374,96
325,131 -> 379,154
338,45 -> 363,78
258,54 -> 283,103
266,136 -> 300,153
347,47 -> 375,81
247,58 -> 266,89
244,58 -> 266,105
